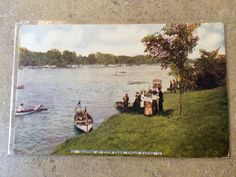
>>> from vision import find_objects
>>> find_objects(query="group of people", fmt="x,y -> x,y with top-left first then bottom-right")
169,79 -> 178,93
122,87 -> 164,116
16,103 -> 43,112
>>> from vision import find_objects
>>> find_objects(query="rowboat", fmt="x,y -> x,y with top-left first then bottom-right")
115,101 -> 124,111
16,85 -> 25,89
16,106 -> 48,116
74,111 -> 93,133
115,101 -> 133,112
127,81 -> 146,85
113,71 -> 126,76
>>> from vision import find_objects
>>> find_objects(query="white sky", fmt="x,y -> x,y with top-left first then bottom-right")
20,23 -> 225,59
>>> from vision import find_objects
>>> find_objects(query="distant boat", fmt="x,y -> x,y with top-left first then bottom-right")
16,105 -> 48,116
67,65 -> 79,68
113,71 -> 126,76
128,81 -> 146,85
74,111 -> 93,133
16,85 -> 25,89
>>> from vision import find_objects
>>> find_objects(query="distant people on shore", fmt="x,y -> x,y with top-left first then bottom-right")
123,93 -> 129,112
119,87 -> 165,116
169,79 -> 178,93
168,79 -> 180,93
138,88 -> 163,115
173,79 -> 177,93
169,81 -> 173,93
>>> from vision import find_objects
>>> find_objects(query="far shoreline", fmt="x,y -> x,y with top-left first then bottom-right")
18,63 -> 162,69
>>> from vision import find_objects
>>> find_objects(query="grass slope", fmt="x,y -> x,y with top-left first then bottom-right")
54,86 -> 228,157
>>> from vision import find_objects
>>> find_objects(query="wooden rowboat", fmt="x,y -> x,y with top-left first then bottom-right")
74,111 -> 93,133
16,106 -> 48,116
16,85 -> 25,89
115,101 -> 133,112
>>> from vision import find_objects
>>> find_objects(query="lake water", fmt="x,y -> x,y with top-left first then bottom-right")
14,65 -> 172,155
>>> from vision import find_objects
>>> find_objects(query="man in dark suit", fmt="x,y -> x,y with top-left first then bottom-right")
133,92 -> 141,112
158,87 -> 164,112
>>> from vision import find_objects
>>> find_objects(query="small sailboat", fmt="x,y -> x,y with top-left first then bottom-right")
74,102 -> 93,133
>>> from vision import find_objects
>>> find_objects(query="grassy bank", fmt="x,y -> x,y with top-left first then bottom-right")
54,86 -> 228,157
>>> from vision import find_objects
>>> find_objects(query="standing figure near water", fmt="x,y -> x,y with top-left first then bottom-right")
158,87 -> 164,112
173,79 -> 177,93
123,93 -> 129,112
169,80 -> 173,93
133,92 -> 141,112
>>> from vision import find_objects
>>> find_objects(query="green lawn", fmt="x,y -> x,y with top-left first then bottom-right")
53,86 -> 229,157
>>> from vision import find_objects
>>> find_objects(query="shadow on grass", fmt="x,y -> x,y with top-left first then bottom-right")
122,108 -> 174,118
156,109 -> 174,118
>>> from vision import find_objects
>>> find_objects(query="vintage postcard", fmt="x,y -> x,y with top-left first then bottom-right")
10,23 -> 228,157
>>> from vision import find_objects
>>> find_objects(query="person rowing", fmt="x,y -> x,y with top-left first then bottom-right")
15,103 -> 48,116
33,104 -> 43,111
17,103 -> 25,112
17,104 -> 43,112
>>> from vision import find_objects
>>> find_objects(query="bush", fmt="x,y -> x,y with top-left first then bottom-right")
193,49 -> 226,89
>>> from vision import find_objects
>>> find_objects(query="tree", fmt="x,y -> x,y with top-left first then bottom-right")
63,50 -> 77,65
194,49 -> 226,89
142,23 -> 200,115
19,47 -> 30,66
46,49 -> 63,67
87,54 -> 97,64
95,52 -> 117,65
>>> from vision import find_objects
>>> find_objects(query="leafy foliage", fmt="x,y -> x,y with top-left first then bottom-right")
62,50 -> 77,65
142,23 -> 200,115
194,49 -> 226,89
19,48 -> 160,67
142,24 -> 199,70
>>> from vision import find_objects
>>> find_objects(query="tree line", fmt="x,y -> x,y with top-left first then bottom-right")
19,48 -> 160,67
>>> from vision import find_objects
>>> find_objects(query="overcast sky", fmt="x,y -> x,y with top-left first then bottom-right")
20,23 -> 225,59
